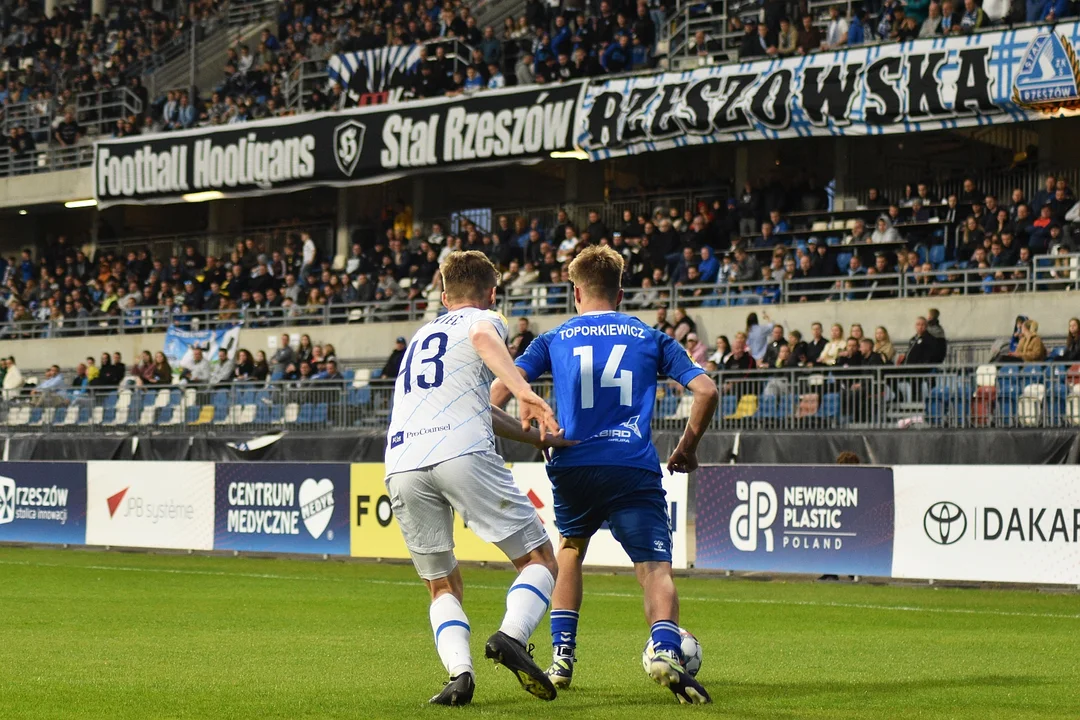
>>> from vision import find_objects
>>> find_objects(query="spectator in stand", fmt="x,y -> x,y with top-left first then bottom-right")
654,307 -> 673,334
1063,318 -> 1080,361
796,14 -> 822,54
874,327 -> 897,362
509,318 -> 535,359
999,319 -> 1047,362
672,308 -> 696,342
30,365 -> 68,407
818,323 -> 846,366
746,312 -> 774,362
724,332 -> 756,370
382,336 -> 407,381
147,352 -> 173,386
273,334 -> 296,379
709,336 -> 732,366
805,322 -> 827,364
871,217 -> 901,244
899,316 -> 946,365
847,8 -> 872,45
762,324 -> 788,366
180,347 -> 212,384
210,349 -> 235,386
686,333 -> 708,365
823,6 -> 849,49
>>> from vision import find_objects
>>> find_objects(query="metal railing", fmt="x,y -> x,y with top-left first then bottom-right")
690,362 -> 1080,431
0,297 -> 437,340
4,254 -> 1077,339
0,144 -> 95,177
5,363 -> 1079,434
93,222 -> 334,268
228,0 -> 278,26
0,382 -> 379,435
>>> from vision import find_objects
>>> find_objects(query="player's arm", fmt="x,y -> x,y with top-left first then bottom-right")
657,330 -> 719,474
490,404 -> 576,450
667,374 -> 718,474
470,321 -> 559,438
490,369 -> 527,408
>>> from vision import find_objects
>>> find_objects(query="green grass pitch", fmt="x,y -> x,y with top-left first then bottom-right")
2,546 -> 1079,719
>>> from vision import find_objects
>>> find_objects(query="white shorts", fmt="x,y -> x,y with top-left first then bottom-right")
385,450 -> 548,578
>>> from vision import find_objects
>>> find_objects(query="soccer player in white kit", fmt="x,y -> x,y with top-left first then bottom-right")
384,251 -> 567,706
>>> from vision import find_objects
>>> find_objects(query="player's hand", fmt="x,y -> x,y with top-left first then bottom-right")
537,428 -> 578,461
666,445 -> 699,474
519,390 -> 560,441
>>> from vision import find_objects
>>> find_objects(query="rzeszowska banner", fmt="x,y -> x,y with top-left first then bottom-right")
576,23 -> 1080,158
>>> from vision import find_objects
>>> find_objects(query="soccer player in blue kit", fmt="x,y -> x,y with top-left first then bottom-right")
491,246 -> 718,704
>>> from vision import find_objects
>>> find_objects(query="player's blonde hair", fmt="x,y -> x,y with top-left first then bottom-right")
440,250 -> 499,303
568,245 -> 623,303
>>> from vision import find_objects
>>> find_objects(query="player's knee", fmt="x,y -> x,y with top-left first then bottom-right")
513,542 -> 558,579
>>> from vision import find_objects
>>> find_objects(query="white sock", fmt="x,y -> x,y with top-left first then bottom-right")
499,564 -> 555,646
430,594 -> 473,678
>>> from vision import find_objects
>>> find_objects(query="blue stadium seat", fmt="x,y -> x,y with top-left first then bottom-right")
720,395 -> 738,418
1049,346 -> 1065,360
836,252 -> 853,273
915,245 -> 928,266
297,403 -> 315,423
28,407 -> 43,425
758,394 -> 780,418
817,393 -> 841,420
103,391 -> 119,409
313,404 -> 329,423
929,244 -> 946,267
371,368 -> 383,379
77,405 -> 92,424
235,388 -> 256,406
825,236 -> 840,246
254,403 -> 275,424
158,406 -> 175,424
185,405 -> 201,423
51,407 -> 68,424
212,402 -> 230,422
343,369 -> 355,381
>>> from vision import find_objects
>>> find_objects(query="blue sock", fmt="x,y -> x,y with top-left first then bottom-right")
651,620 -> 682,660
550,609 -> 579,650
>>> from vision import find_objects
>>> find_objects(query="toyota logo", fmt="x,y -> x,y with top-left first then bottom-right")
924,501 -> 967,545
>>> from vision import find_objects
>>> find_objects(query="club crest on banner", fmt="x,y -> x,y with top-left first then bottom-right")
333,119 -> 367,176
1013,31 -> 1080,114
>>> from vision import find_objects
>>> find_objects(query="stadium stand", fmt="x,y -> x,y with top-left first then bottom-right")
4,0 -> 1074,157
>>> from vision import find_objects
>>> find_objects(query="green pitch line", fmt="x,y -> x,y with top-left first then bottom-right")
2,547 -> 1078,719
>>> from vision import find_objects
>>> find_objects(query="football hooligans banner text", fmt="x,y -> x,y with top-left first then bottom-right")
94,82 -> 584,207
575,23 -> 1080,158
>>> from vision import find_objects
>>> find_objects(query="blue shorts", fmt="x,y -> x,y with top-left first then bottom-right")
545,465 -> 672,564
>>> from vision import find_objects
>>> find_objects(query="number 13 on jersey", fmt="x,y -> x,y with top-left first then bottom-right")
572,344 -> 633,409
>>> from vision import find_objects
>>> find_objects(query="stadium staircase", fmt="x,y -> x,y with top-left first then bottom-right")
144,4 -> 275,102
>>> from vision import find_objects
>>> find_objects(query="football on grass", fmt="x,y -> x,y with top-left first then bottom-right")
641,628 -> 702,677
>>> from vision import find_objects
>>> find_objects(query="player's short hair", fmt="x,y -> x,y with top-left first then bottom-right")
568,245 -> 623,303
440,250 -> 499,303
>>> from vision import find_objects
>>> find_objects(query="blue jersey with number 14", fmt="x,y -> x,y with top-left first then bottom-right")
515,311 -> 705,473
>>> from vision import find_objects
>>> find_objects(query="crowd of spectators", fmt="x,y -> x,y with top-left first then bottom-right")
4,171 -> 1080,339
3,0 -> 1076,150
724,0 -> 1076,62
0,0 -> 224,148
0,331 -> 349,406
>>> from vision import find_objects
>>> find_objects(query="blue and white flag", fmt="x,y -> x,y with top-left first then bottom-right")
163,325 -> 242,370
327,45 -> 424,101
